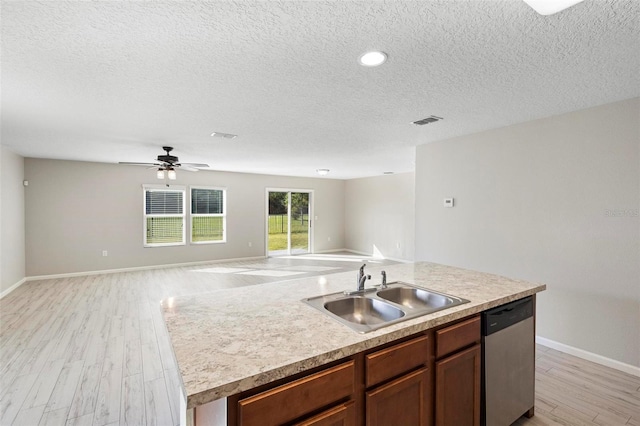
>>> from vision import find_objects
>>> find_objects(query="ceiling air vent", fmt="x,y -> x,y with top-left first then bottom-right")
412,115 -> 443,126
211,132 -> 237,139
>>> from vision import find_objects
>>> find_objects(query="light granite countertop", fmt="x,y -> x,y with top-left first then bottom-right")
160,262 -> 546,409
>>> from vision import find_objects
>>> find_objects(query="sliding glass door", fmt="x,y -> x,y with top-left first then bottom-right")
267,190 -> 311,256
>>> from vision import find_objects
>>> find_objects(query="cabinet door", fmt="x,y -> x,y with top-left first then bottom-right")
435,344 -> 480,426
366,367 -> 429,426
294,401 -> 356,426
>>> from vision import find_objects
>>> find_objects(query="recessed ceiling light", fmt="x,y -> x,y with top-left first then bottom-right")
522,0 -> 585,15
358,51 -> 387,67
316,169 -> 330,176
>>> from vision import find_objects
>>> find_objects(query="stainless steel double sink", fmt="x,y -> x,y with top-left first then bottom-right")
303,281 -> 470,333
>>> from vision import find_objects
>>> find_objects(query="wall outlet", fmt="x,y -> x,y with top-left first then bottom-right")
444,198 -> 454,208
328,236 -> 331,242
396,242 -> 400,249
248,242 -> 252,247
102,250 -> 108,257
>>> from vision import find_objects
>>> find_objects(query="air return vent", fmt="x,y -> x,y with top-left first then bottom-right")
211,132 -> 237,139
412,115 -> 443,126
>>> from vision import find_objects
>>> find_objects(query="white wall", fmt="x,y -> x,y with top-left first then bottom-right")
344,173 -> 415,261
415,98 -> 640,367
1,147 -> 26,295
24,159 -> 345,276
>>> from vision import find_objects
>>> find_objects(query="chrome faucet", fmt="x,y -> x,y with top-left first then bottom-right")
381,270 -> 387,288
357,264 -> 371,291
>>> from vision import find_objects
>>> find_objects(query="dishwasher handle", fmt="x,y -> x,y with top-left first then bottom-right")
483,296 -> 533,336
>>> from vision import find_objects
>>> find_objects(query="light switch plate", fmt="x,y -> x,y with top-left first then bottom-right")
444,198 -> 454,208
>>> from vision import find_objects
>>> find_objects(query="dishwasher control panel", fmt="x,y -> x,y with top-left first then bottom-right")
483,296 -> 533,336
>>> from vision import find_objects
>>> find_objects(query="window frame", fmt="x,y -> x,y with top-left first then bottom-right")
190,186 -> 227,245
142,184 -> 186,248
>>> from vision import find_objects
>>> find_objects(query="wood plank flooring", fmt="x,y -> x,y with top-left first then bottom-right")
515,345 -> 640,426
1,254 -> 638,425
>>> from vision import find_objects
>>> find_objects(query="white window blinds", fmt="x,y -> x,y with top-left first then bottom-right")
144,187 -> 186,246
146,191 -> 183,215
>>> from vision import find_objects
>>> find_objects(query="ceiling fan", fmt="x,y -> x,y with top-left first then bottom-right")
119,146 -> 209,180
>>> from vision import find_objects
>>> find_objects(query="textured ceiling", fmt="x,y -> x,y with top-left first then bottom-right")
2,0 -> 639,179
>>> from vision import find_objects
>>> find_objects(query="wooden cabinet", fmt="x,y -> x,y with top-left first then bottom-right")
236,360 -> 355,426
366,367 -> 429,426
365,334 -> 431,426
223,315 -> 487,426
225,333 -> 432,426
434,316 -> 481,426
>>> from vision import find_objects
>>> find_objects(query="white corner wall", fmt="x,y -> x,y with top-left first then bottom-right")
1,147 -> 26,296
415,97 -> 640,368
24,159 -> 345,276
345,173 -> 415,261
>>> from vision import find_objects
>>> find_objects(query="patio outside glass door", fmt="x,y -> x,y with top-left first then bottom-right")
267,191 -> 310,256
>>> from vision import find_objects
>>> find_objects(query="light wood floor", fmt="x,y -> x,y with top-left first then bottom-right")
515,345 -> 640,426
1,254 -> 639,426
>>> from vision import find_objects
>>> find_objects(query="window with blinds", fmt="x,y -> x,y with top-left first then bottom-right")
191,187 -> 226,243
143,186 -> 186,246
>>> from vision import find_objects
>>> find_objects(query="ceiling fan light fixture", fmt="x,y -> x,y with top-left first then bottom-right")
522,0 -> 585,15
167,169 -> 177,180
358,51 -> 387,67
157,169 -> 165,179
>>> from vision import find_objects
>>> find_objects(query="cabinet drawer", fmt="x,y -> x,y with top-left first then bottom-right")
365,335 -> 429,387
294,401 -> 356,426
238,360 -> 355,426
436,316 -> 480,359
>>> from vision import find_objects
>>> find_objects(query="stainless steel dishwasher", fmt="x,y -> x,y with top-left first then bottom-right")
482,296 -> 535,426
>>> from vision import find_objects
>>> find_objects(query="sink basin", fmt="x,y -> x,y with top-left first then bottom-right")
303,281 -> 469,333
377,287 -> 455,310
324,297 -> 404,326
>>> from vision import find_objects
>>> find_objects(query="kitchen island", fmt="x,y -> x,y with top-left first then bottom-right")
161,261 -> 546,426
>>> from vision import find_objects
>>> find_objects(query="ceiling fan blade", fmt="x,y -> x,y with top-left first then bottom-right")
179,163 -> 209,168
179,165 -> 200,172
119,162 -> 160,166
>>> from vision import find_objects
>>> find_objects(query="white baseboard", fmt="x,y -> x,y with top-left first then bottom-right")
382,256 -> 413,264
25,256 -> 267,282
342,248 -> 375,256
341,249 -> 412,263
0,277 -> 27,299
313,248 -> 353,254
312,248 -> 383,258
536,336 -> 640,377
